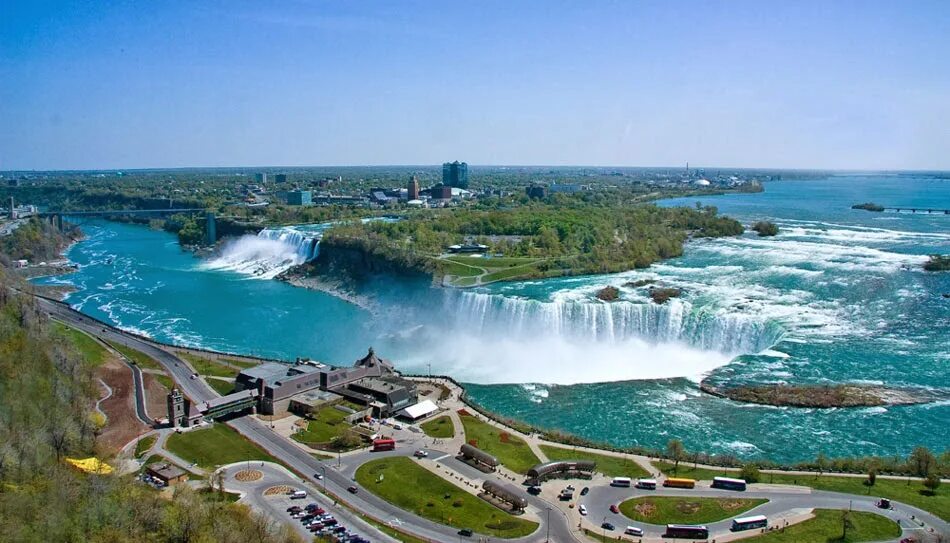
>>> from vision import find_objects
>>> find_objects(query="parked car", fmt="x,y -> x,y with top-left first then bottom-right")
579,504 -> 587,516
458,528 -> 473,537
527,486 -> 541,495
601,522 -> 615,531
347,486 -> 358,494
580,486 -> 589,496
609,504 -> 619,514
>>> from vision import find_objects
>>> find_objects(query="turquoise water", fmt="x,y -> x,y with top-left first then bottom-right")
38,174 -> 950,462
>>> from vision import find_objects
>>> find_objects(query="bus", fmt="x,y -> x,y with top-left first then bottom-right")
731,515 -> 768,531
372,438 -> 395,452
713,476 -> 748,491
663,478 -> 696,489
636,478 -> 657,490
665,524 -> 709,539
610,477 -> 632,487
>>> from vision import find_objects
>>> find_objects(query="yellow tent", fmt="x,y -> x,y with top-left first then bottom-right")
65,457 -> 114,475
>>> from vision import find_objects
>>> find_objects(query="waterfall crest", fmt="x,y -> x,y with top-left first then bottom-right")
201,226 -> 322,279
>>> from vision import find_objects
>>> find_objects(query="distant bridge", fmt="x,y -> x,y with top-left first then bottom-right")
39,208 -> 217,243
884,207 -> 949,214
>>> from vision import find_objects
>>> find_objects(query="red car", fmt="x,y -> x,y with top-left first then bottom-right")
609,504 -> 619,514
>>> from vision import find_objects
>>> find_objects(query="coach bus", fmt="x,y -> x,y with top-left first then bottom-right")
712,476 -> 748,491
665,524 -> 709,539
663,477 -> 696,489
731,515 -> 768,531
610,477 -> 632,487
372,438 -> 395,452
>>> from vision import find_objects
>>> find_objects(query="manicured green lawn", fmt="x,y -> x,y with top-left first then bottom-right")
153,373 -> 175,391
205,378 -> 234,396
618,496 -> 767,525
165,424 -> 280,469
134,434 -> 157,457
653,460 -> 733,479
420,416 -> 455,438
459,413 -> 540,474
54,322 -> 109,367
109,342 -> 163,370
540,445 -> 649,478
742,509 -> 901,543
292,406 -> 351,445
653,461 -> 949,521
181,353 -> 241,378
355,457 -> 538,539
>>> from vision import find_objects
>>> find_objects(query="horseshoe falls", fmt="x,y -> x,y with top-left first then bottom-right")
34,174 -> 950,462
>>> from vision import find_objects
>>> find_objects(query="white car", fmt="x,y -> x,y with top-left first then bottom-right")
624,526 -> 643,536
578,504 -> 587,516
413,450 -> 428,458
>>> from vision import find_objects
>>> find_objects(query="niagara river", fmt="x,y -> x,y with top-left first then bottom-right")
36,174 -> 950,462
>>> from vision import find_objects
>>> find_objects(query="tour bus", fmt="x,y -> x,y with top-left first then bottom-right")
636,478 -> 657,490
665,524 -> 709,539
663,477 -> 696,489
610,477 -> 632,487
372,438 -> 396,452
731,515 -> 768,531
712,476 -> 748,491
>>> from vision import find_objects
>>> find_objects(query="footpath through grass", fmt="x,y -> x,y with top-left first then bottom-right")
458,411 -> 540,474
619,496 -> 767,525
54,322 -> 109,367
355,457 -> 537,539
653,461 -> 950,521
420,416 -> 455,438
166,424 -> 280,469
742,509 -> 901,543
541,445 -> 650,478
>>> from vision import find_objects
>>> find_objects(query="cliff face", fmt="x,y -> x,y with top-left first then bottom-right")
297,238 -> 433,286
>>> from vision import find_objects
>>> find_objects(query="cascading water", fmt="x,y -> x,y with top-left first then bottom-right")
446,290 -> 783,356
201,226 -> 323,279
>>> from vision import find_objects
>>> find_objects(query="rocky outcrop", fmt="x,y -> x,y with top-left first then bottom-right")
595,286 -> 620,301
699,382 -> 948,408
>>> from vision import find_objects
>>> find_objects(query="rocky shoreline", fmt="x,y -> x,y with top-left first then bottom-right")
700,381 -> 947,408
276,271 -> 375,312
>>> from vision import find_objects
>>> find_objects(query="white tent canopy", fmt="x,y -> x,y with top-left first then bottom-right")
397,399 -> 438,420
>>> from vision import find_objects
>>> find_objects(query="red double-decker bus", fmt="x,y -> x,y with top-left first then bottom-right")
372,438 -> 395,452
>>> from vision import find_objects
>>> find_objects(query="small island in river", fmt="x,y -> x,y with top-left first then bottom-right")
700,382 -> 947,408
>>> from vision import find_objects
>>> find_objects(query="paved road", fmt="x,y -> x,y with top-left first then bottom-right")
37,295 -> 949,543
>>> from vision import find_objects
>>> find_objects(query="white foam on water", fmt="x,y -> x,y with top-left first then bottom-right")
202,226 -> 321,279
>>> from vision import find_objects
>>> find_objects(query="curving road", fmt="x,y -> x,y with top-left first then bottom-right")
36,295 -> 949,543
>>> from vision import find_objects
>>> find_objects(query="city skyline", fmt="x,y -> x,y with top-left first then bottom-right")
2,1 -> 949,171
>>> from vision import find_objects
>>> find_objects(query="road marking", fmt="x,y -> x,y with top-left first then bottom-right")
433,453 -> 451,462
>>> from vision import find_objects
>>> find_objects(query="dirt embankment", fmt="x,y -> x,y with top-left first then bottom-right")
95,356 -> 149,454
700,382 -> 948,408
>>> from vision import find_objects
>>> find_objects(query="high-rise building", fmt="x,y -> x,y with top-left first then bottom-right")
442,161 -> 469,188
286,190 -> 312,206
407,175 -> 420,200
274,173 -> 287,183
255,172 -> 267,183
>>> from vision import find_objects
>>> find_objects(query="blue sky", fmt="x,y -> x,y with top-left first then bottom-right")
1,0 -> 948,170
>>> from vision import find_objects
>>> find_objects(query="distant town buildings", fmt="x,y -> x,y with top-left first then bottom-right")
442,161 -> 469,188
526,185 -> 547,199
274,173 -> 288,183
407,175 -> 420,200
254,172 -> 267,183
286,190 -> 312,206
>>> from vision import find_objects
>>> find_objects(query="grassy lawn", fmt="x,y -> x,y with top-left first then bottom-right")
205,378 -> 234,396
109,342 -> 163,370
355,457 -> 538,539
134,434 -> 157,457
220,357 -> 258,369
541,445 -> 650,478
582,528 -> 617,542
181,352 -> 242,378
153,373 -> 175,390
482,264 -> 543,282
441,260 -> 482,277
54,322 -> 109,367
459,412 -> 540,474
165,424 -> 280,469
653,461 -> 949,521
420,416 -> 455,438
742,509 -> 901,543
618,496 -> 767,525
292,406 -> 352,445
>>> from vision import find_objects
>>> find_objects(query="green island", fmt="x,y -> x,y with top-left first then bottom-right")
540,444 -> 650,478
653,461 -> 949,520
618,495 -> 768,525
459,410 -> 541,474
851,202 -> 885,212
700,382 -> 939,408
420,415 -> 456,438
313,203 -> 745,287
742,509 -> 900,543
752,220 -> 780,236
354,457 -> 538,538
924,254 -> 950,272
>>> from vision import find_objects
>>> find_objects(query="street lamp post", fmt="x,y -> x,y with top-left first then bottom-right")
545,507 -> 551,542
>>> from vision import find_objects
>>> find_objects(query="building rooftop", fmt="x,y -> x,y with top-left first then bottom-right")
238,361 -> 321,386
147,462 -> 187,481
289,388 -> 342,407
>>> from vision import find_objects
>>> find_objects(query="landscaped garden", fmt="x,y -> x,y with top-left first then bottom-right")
354,457 -> 537,539
420,415 -> 455,438
618,496 -> 767,525
458,410 -> 540,474
742,509 -> 901,543
165,424 -> 280,469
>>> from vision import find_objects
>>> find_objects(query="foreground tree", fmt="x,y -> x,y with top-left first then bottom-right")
740,463 -> 761,484
666,439 -> 686,473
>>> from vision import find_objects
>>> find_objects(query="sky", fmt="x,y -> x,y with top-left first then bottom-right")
1,0 -> 948,171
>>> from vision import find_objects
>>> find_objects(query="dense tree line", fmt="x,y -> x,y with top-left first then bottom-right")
321,203 -> 744,278
0,218 -> 75,264
0,271 -> 302,543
